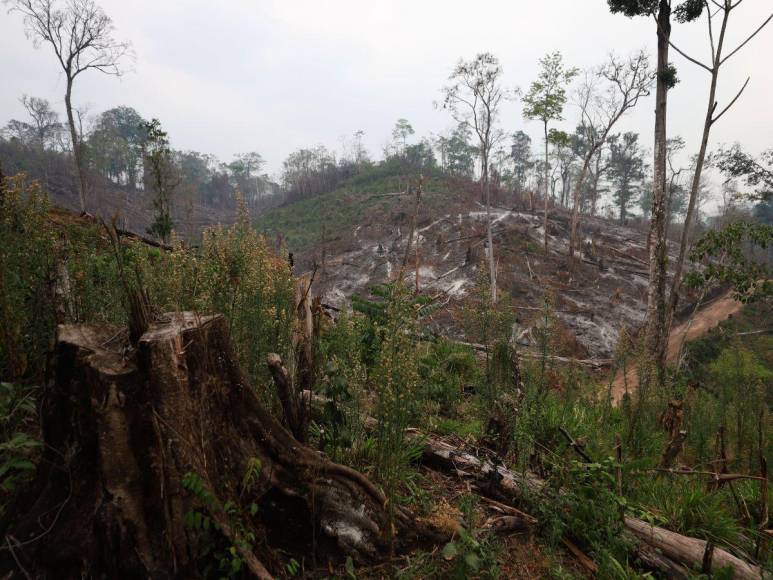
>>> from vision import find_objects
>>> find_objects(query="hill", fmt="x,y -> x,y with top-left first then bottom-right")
258,176 -> 686,361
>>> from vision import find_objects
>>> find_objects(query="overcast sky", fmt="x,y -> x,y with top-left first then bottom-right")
2,0 -> 772,181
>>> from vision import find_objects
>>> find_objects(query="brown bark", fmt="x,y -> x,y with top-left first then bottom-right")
0,313 -> 441,578
568,161 -> 592,259
659,429 -> 688,468
543,121 -> 550,253
418,431 -> 761,578
301,391 -> 764,578
644,0 -> 673,376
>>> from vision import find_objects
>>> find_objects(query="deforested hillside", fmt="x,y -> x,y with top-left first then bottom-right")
261,179 -> 683,361
2,0 -> 773,578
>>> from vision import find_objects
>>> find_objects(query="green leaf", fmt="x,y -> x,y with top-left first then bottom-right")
442,541 -> 458,560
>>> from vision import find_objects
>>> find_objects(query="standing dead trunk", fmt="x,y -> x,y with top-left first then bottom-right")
64,80 -> 87,215
665,6 -> 732,341
568,160 -> 592,259
0,313 -> 441,578
543,121 -> 550,252
483,156 -> 497,304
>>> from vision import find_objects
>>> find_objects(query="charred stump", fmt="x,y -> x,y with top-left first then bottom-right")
0,313 -> 437,578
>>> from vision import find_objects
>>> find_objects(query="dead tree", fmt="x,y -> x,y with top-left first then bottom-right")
663,0 -> 773,350
567,51 -> 652,259
0,313 -> 443,578
8,0 -> 133,214
442,53 -> 508,304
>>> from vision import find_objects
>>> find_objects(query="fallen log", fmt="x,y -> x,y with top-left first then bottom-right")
304,393 -> 763,578
625,518 -> 762,580
415,433 -> 762,578
0,313 -> 445,578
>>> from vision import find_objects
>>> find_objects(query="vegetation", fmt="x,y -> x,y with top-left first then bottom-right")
1,0 -> 772,578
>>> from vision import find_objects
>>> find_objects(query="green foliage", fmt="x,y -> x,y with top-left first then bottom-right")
714,145 -> 773,203
0,382 -> 40,508
607,0 -> 658,18
369,283 -> 424,545
418,340 -> 478,409
631,478 -> 743,546
182,471 -> 258,578
462,266 -> 514,409
398,496 -> 500,579
0,175 -> 55,382
523,52 -> 579,127
686,221 -> 772,301
142,118 -> 177,243
608,132 -> 645,222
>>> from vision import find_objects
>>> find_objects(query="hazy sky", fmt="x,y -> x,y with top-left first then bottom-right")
2,0 -> 772,180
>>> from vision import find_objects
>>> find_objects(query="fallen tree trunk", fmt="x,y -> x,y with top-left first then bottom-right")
304,392 -> 763,578
0,313 -> 443,578
414,432 -> 763,578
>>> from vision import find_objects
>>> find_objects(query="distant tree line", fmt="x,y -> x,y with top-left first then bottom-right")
1,100 -> 281,214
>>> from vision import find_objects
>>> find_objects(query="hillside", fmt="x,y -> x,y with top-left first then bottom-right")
258,178 -> 684,361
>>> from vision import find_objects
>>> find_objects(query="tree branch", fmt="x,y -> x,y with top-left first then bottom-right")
720,11 -> 773,65
711,76 -> 749,124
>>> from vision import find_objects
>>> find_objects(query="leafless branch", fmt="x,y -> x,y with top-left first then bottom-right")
711,76 -> 750,124
720,11 -> 773,65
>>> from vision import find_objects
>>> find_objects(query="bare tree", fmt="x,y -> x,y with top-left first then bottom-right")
21,94 -> 63,149
663,0 -> 773,346
7,0 -> 132,213
442,53 -> 509,304
568,51 -> 653,259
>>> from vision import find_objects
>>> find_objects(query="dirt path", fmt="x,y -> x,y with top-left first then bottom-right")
610,291 -> 743,404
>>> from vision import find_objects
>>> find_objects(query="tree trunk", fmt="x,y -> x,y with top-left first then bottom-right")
415,432 -> 762,579
0,313 -> 440,578
484,154 -> 497,304
568,159 -> 592,259
64,79 -> 87,214
644,0 -> 673,376
543,122 -> 550,252
665,12 -> 727,342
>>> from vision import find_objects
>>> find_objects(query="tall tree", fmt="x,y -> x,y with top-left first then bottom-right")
142,119 -> 177,243
664,0 -> 773,345
87,106 -> 146,188
442,53 -> 508,303
391,118 -> 415,155
523,51 -> 578,251
608,132 -> 645,223
608,0 -> 688,372
445,123 -> 477,178
567,52 -> 652,258
573,125 -> 610,216
8,0 -> 132,213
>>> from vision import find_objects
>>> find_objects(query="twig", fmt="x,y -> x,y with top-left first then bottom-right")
649,468 -> 765,482
5,536 -> 32,580
561,537 -> 599,574
558,427 -> 594,463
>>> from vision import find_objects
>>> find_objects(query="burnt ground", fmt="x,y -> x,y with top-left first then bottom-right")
294,187 -> 687,362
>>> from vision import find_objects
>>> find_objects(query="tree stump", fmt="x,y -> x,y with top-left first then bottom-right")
0,313 -> 433,578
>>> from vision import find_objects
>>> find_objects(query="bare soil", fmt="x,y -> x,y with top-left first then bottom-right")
610,290 -> 744,404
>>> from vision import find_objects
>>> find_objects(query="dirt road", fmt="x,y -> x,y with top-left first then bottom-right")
610,291 -> 743,404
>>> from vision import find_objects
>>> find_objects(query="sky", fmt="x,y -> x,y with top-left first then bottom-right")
2,0 -> 772,184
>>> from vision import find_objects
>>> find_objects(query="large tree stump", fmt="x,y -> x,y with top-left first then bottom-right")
0,313 -> 433,578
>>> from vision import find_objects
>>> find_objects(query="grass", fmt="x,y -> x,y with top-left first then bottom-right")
255,169 -> 470,253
